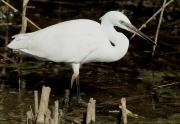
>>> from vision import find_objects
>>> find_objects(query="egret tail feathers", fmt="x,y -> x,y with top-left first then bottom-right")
8,33 -> 33,49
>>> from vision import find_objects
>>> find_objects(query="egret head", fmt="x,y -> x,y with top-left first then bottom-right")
100,11 -> 157,46
100,11 -> 131,30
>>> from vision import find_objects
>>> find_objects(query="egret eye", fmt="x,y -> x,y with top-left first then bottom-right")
120,20 -> 125,25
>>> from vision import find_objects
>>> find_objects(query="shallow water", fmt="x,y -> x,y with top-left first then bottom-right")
0,0 -> 180,123
0,58 -> 180,123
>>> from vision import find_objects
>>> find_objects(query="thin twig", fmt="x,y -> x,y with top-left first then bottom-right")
152,0 -> 167,59
1,0 -> 18,12
1,0 -> 41,30
0,23 -> 12,26
30,0 -> 83,5
0,53 -> 16,63
130,0 -> 174,40
4,0 -> 10,59
153,82 -> 180,90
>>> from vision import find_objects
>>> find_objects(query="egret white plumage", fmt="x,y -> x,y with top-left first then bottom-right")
8,11 -> 157,105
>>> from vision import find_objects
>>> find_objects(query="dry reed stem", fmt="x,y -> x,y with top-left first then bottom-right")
130,0 -> 174,40
152,0 -> 167,59
0,23 -> 12,26
45,109 -> 51,124
30,105 -> 35,121
4,0 -> 10,59
19,0 -> 29,65
30,0 -> 82,5
121,98 -> 127,124
21,0 -> 29,33
37,86 -> 51,124
1,0 -> 18,12
86,98 -> 96,124
34,90 -> 38,119
86,104 -> 91,123
54,100 -> 59,124
1,68 -> 6,75
1,0 -> 41,30
26,111 -> 33,124
49,118 -> 54,124
0,35 -> 9,40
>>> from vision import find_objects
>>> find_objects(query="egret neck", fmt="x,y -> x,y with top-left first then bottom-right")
101,21 -> 129,62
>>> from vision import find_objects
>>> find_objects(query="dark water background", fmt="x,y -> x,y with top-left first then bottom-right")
0,0 -> 180,123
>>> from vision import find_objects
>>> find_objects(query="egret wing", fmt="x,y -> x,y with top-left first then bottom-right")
8,19 -> 107,63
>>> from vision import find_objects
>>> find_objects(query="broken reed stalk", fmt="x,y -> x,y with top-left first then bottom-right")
130,0 -> 174,40
34,90 -> 38,120
37,86 -> 51,124
49,118 -> 55,124
19,0 -> 30,62
54,100 -> 59,124
86,98 -> 96,124
45,109 -> 51,124
30,105 -> 35,121
121,98 -> 127,124
151,0 -> 167,59
1,0 -> 41,30
1,3 -> 8,77
26,111 -> 33,124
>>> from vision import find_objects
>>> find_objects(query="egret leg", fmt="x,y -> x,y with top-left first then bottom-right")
70,64 -> 80,89
67,64 -> 119,108
70,73 -> 79,89
75,77 -> 116,107
70,63 -> 87,106
76,75 -> 87,106
76,76 -> 80,99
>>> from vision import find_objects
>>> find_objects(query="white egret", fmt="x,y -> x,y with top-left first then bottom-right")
8,11 -> 157,105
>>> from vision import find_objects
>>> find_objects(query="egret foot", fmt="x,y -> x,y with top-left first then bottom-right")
70,64 -> 119,108
77,95 -> 87,107
75,76 -> 119,108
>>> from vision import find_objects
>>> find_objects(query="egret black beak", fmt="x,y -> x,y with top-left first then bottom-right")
126,23 -> 158,47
